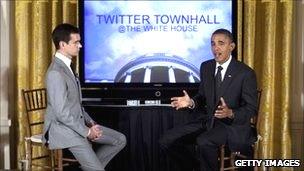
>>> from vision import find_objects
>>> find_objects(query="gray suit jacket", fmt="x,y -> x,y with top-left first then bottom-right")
42,57 -> 94,149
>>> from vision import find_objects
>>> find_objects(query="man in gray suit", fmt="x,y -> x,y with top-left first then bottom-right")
42,23 -> 126,171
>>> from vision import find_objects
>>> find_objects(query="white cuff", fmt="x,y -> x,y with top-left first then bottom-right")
87,129 -> 91,137
188,99 -> 195,109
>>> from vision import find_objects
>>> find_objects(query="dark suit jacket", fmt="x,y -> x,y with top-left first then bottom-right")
193,58 -> 258,152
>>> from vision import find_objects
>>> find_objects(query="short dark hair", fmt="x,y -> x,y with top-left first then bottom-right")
52,23 -> 79,50
212,28 -> 234,43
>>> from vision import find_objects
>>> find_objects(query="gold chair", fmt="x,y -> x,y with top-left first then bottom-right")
219,90 -> 262,171
22,88 -> 78,170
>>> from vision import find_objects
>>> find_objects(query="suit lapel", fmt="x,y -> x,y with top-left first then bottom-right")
54,57 -> 78,87
215,58 -> 238,103
54,57 -> 83,103
206,60 -> 216,108
75,74 -> 83,100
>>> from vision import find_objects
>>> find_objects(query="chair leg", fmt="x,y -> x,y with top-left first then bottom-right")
220,146 -> 225,171
230,153 -> 236,171
50,150 -> 55,171
57,149 -> 63,171
24,138 -> 32,170
254,142 -> 259,171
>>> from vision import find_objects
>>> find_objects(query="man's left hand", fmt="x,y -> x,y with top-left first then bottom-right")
214,97 -> 233,119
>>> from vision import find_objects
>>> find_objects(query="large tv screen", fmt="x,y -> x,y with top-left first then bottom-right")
79,0 -> 235,100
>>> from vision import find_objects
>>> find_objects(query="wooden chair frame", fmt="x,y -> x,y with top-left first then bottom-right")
22,88 -> 78,170
219,89 -> 262,171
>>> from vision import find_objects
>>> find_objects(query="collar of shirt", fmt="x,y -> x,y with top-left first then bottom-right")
215,55 -> 232,81
55,51 -> 73,74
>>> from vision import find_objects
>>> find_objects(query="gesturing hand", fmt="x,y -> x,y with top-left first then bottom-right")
171,90 -> 193,110
214,97 -> 233,119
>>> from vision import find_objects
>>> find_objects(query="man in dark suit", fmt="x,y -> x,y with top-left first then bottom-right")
42,23 -> 126,171
159,28 -> 258,171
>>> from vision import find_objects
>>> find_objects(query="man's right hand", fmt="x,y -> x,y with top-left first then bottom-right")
170,90 -> 193,110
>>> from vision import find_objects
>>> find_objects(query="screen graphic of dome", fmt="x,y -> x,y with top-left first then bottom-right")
114,53 -> 200,83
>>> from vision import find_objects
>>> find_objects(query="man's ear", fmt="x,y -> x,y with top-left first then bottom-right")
59,41 -> 65,49
230,42 -> 236,51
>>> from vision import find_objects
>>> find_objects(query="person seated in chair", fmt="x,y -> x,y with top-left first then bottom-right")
159,28 -> 258,171
42,23 -> 126,171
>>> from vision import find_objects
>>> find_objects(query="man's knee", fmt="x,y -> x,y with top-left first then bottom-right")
196,136 -> 216,150
117,133 -> 127,149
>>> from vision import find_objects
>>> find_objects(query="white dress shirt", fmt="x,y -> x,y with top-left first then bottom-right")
55,52 -> 73,75
215,55 -> 232,81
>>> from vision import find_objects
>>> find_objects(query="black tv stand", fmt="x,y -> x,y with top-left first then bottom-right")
82,98 -> 172,107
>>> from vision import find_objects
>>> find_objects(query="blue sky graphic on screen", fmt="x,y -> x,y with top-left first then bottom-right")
84,1 -> 232,83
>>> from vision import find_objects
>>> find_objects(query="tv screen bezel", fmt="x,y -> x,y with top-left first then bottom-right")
78,0 -> 237,101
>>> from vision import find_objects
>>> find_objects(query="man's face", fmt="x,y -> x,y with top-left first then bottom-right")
211,33 -> 235,64
61,33 -> 82,58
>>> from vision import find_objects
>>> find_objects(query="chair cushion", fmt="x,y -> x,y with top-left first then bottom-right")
31,134 -> 43,143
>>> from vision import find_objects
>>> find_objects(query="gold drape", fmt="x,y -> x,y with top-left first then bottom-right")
238,1 -> 293,170
14,0 -> 77,168
14,0 -> 293,170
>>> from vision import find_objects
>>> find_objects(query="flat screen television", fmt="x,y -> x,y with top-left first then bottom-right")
79,0 -> 236,104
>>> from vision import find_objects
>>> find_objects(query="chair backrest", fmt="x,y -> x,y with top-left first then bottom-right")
249,89 -> 262,143
250,89 -> 262,128
22,88 -> 47,137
